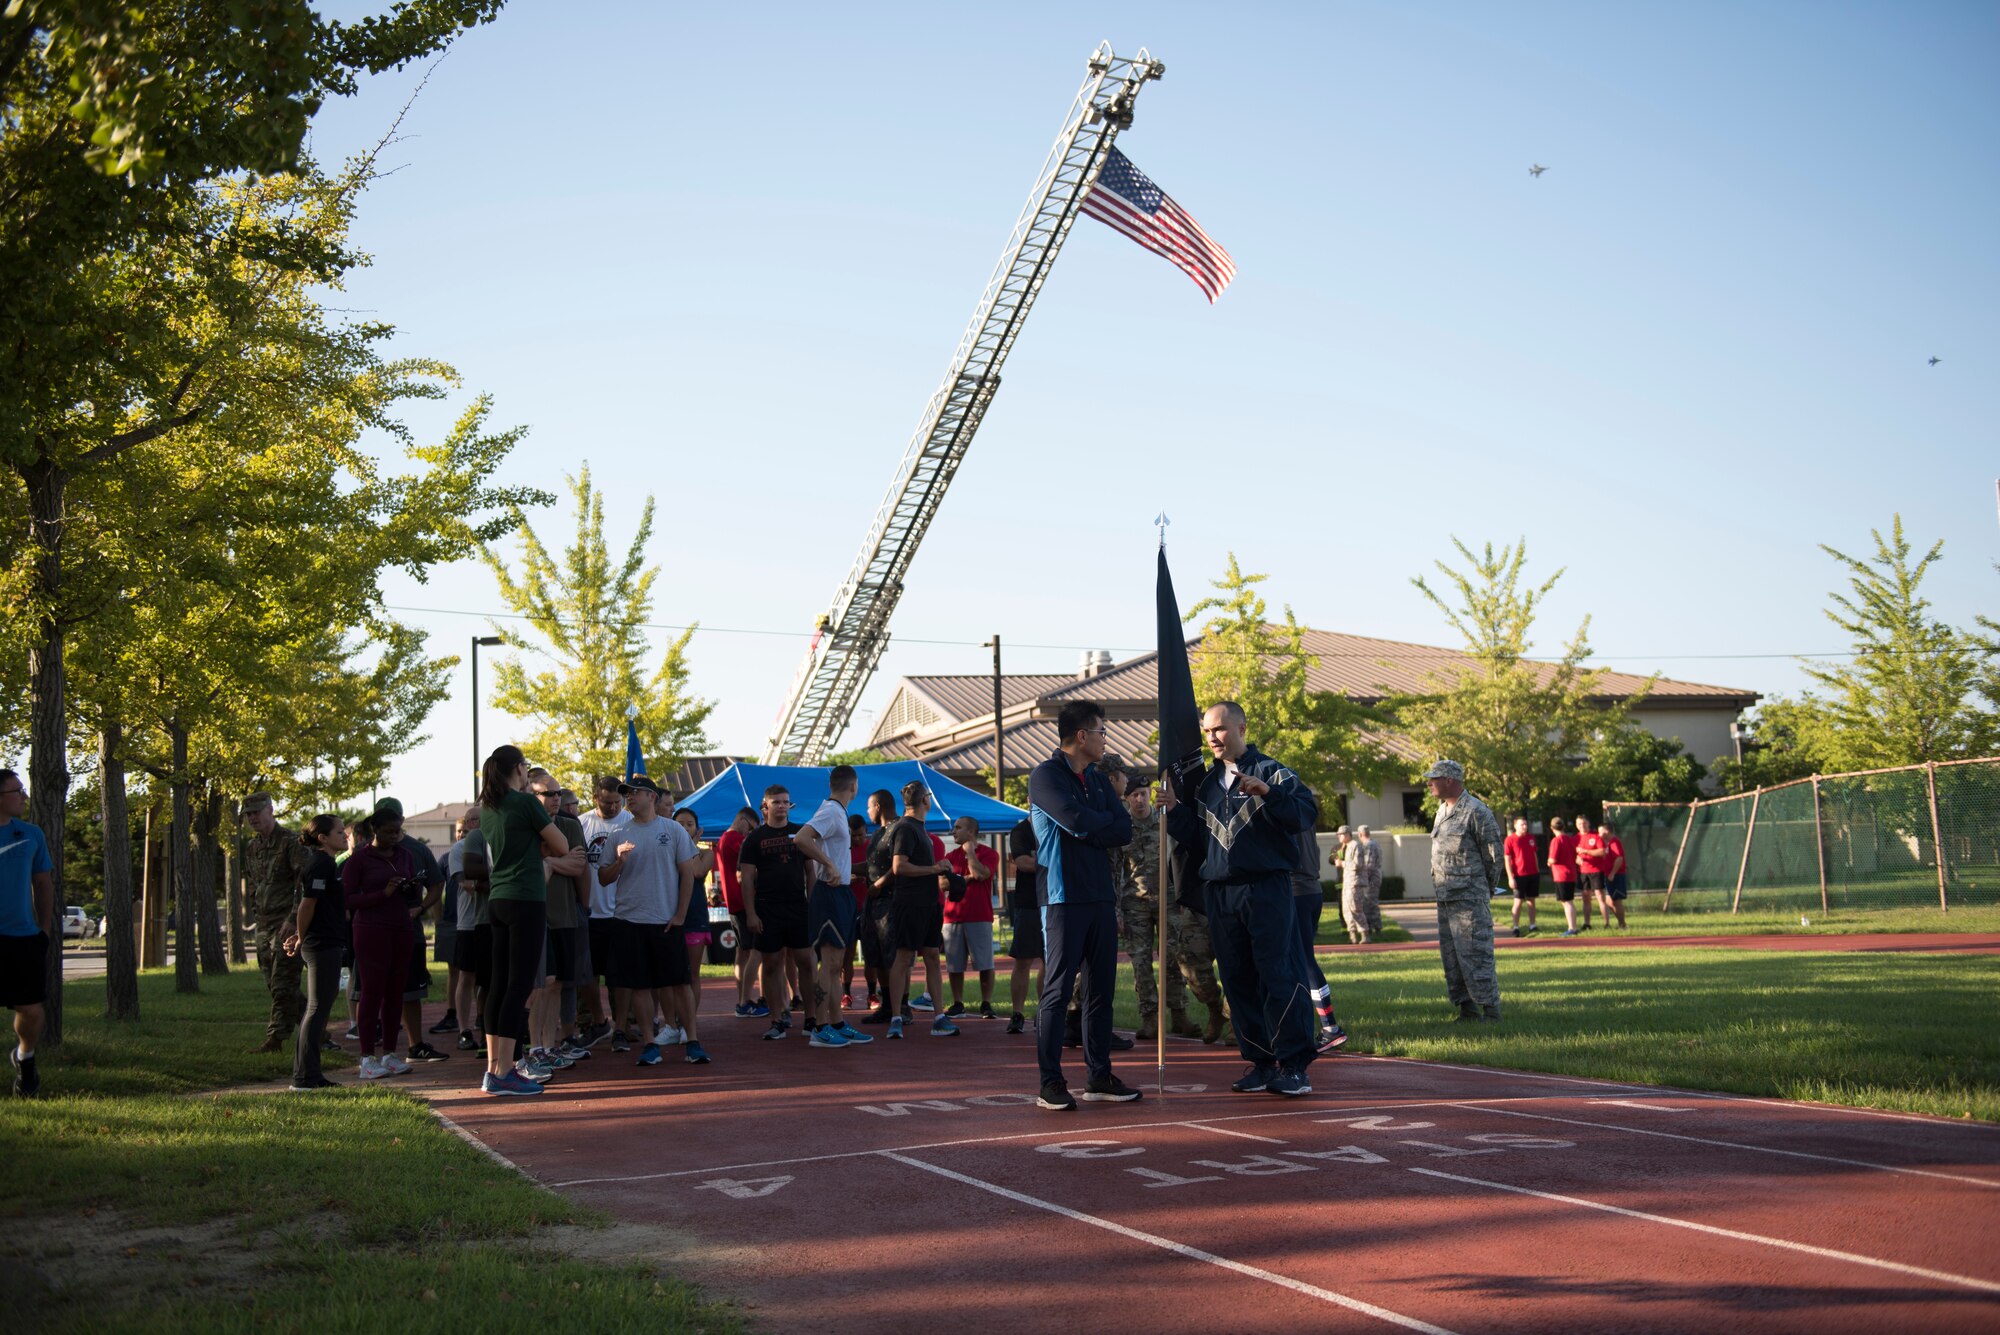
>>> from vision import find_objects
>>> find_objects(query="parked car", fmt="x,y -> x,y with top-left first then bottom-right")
61,906 -> 89,939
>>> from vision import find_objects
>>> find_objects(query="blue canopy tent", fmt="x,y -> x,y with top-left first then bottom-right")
675,761 -> 1024,838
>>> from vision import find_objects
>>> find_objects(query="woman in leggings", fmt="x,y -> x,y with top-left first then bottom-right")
287,815 -> 348,1090
478,744 -> 570,1097
340,806 -> 420,1080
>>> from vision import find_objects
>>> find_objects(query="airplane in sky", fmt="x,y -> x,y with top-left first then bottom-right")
1929,355 -> 1942,366
1529,164 -> 1547,178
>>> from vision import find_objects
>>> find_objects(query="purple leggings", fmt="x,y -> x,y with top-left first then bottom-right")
350,915 -> 413,1055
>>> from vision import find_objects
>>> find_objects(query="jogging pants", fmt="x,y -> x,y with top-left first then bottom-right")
1208,876 -> 1315,1071
292,944 -> 343,1085
1037,899 -> 1117,1086
1293,894 -> 1331,1003
350,916 -> 412,1056
485,898 -> 546,1045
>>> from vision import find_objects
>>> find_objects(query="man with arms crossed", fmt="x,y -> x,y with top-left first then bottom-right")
1003,813 -> 1042,1035
942,816 -> 1000,1020
575,774 -> 631,1044
878,782 -> 961,1041
791,766 -> 872,1048
598,776 -> 704,1066
738,787 -> 815,1042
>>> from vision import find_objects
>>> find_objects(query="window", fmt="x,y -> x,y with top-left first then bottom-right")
1401,790 -> 1428,825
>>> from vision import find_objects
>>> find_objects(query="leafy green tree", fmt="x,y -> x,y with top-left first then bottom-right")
1710,697 -> 1832,794
1575,727 -> 1708,808
826,748 -> 889,766
1185,554 -> 1400,815
976,766 -> 1031,809
1801,517 -> 1998,771
1392,539 -> 1643,820
484,469 -> 715,787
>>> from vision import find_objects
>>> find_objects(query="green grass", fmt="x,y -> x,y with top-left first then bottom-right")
1107,947 -> 2000,1121
2,968 -> 742,1335
1563,898 -> 2000,937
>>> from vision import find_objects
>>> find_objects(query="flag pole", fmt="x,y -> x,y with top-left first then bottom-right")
1157,804 -> 1169,1096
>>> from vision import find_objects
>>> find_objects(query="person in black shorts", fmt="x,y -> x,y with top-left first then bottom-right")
857,789 -> 898,1023
1005,814 -> 1042,1034
881,781 -> 958,1041
598,776 -> 701,1066
737,786 -> 815,1042
0,771 -> 55,1098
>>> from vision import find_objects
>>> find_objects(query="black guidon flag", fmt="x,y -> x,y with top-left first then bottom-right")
1156,546 -> 1207,912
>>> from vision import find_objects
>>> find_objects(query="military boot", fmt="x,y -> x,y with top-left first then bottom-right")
1480,1004 -> 1502,1023
1137,1017 -> 1158,1041
1169,1011 -> 1203,1040
1452,1001 -> 1480,1023
1202,1005 -> 1228,1045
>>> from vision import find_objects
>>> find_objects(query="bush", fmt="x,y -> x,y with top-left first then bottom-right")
1320,879 -> 1338,901
1381,875 -> 1406,901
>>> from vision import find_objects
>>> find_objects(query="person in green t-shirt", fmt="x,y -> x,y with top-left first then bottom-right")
476,744 -> 571,1097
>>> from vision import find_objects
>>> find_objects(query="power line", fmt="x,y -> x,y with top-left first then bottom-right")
382,602 -> 1862,662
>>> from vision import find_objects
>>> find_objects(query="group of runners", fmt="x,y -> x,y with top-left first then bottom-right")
1501,815 -> 1631,937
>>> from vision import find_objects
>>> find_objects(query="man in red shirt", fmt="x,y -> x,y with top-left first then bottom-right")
714,807 -> 763,1018
1573,817 -> 1606,934
1598,818 -> 1629,928
1502,817 -> 1541,937
942,816 -> 1000,1019
1546,817 -> 1582,937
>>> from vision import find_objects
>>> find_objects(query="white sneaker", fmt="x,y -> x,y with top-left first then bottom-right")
654,1024 -> 685,1046
379,1053 -> 412,1076
357,1055 -> 386,1080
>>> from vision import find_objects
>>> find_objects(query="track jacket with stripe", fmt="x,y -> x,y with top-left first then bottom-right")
1166,744 -> 1319,885
1027,750 -> 1131,906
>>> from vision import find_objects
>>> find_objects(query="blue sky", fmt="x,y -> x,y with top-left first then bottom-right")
306,1 -> 1998,808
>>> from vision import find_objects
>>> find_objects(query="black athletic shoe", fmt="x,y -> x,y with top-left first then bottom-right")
428,1010 -> 459,1034
1316,1022 -> 1349,1054
11,1048 -> 39,1098
1005,1013 -> 1025,1034
321,1038 -> 341,1052
859,1007 -> 892,1025
1267,1068 -> 1311,1097
611,1029 -> 632,1052
1107,1031 -> 1135,1051
944,1002 -> 966,1018
1231,1065 -> 1277,1094
1081,1074 -> 1143,1103
455,1031 -> 477,1051
979,1003 -> 1000,1020
407,1042 -> 450,1063
1037,1079 -> 1077,1111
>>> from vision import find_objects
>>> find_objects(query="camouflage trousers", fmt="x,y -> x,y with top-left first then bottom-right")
1342,881 -> 1382,942
1118,893 -> 1224,1020
256,926 -> 306,1041
1435,886 -> 1499,1011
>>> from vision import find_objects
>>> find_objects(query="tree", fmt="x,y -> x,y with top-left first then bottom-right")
976,766 -> 1031,809
1184,555 -> 1400,813
1710,697 -> 1832,795
1801,517 -> 1999,771
484,469 -> 715,786
1392,539 -> 1642,820
826,748 -> 889,767
1576,727 -> 1708,809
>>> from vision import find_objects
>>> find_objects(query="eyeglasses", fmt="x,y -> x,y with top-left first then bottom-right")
1079,727 -> 1109,737
0,787 -> 22,797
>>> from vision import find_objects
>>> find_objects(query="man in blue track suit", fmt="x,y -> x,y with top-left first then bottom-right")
1164,700 -> 1321,1097
1028,700 -> 1142,1111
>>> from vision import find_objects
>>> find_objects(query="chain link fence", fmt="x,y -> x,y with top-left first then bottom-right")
1605,756 -> 2000,915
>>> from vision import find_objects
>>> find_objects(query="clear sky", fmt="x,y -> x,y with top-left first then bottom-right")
304,1 -> 1998,809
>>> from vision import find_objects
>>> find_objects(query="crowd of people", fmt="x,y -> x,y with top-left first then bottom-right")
1501,814 -> 1631,937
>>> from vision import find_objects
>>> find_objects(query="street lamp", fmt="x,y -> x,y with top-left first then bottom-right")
471,635 -> 503,800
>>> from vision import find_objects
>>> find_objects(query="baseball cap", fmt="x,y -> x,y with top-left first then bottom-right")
1422,760 -> 1464,781
371,797 -> 404,819
619,775 -> 663,796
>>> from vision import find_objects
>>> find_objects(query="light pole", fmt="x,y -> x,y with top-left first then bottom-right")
981,635 -> 1003,802
471,635 -> 502,800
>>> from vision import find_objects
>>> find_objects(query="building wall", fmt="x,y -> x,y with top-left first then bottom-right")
1626,707 -> 1741,783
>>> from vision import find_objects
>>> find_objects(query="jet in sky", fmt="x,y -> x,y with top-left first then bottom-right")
1929,356 -> 1942,366
1529,164 -> 1547,178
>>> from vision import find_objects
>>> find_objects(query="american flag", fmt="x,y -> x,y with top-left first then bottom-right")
1081,147 -> 1236,303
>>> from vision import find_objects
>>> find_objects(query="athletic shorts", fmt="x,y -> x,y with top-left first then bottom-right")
888,889 -> 944,954
943,920 -> 995,973
0,931 -> 49,1008
1512,873 -> 1541,900
1008,904 -> 1044,960
452,923 -> 489,982
809,883 -> 858,952
403,933 -> 432,1000
1579,872 -> 1607,895
588,917 -> 614,981
609,919 -> 690,990
1551,876 -> 1577,904
860,897 -> 893,966
546,926 -> 581,986
1607,873 -> 1629,901
753,890 -> 809,954
434,914 -> 457,964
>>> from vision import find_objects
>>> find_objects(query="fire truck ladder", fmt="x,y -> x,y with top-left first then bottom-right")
761,43 -> 1165,764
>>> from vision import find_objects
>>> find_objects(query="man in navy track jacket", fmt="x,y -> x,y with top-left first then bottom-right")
1026,700 -> 1141,1111
1164,700 -> 1321,1096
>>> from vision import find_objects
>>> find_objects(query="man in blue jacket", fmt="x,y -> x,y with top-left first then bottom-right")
1164,700 -> 1320,1096
1028,701 -> 1141,1111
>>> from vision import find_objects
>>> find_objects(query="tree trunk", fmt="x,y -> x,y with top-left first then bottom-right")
194,784 -> 228,974
26,457 -> 70,1042
225,824 -> 247,964
99,722 -> 140,1020
169,722 -> 198,993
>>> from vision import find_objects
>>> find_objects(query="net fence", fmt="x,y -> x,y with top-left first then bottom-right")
1604,756 -> 2000,914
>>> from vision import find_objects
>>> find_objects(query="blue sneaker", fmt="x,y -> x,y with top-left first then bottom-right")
887,1017 -> 904,1040
835,1024 -> 872,1044
736,1002 -> 772,1019
637,1042 -> 663,1066
930,1017 -> 960,1037
684,1042 -> 710,1064
809,1026 -> 850,1048
909,993 -> 935,1011
1268,1067 -> 1312,1097
482,1071 -> 544,1097
763,1023 -> 787,1041
1230,1065 -> 1277,1094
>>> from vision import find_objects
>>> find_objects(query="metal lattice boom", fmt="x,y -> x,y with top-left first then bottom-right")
760,43 -> 1164,763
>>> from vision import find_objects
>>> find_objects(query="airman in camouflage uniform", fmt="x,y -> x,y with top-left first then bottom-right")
1423,760 -> 1504,1021
242,793 -> 311,1051
1118,785 -> 1225,1041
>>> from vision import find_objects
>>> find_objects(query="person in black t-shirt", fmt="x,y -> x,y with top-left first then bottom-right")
737,786 -> 814,1041
286,815 -> 350,1090
881,781 -> 959,1041
857,789 -> 898,1023
1005,816 -> 1042,1033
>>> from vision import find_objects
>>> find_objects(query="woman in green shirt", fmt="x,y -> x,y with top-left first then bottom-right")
477,745 -> 571,1097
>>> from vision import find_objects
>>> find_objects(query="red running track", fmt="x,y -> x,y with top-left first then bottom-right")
409,978 -> 2000,1334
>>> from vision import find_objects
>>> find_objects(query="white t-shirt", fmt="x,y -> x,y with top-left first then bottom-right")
606,814 -> 696,926
806,798 -> 851,886
578,807 -> 633,919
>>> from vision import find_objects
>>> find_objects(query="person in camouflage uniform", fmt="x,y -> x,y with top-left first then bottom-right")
243,793 -> 311,1051
1164,891 -> 1227,1044
1116,784 -> 1181,1040
1423,761 -> 1504,1021
1342,825 -> 1384,943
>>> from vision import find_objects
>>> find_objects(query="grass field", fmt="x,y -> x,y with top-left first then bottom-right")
0,969 -> 744,1335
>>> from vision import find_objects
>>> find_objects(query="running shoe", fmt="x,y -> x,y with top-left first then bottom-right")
611,1029 -> 632,1052
379,1052 -> 413,1076
407,1043 -> 450,1063
456,1032 -> 478,1051
789,994 -> 806,1012
1316,1023 -> 1349,1054
481,1071 -> 543,1097
763,1023 -> 787,1041
287,1076 -> 338,1091
10,1047 -> 39,1098
683,1042 -> 711,1064
834,1024 -> 872,1044
1267,1068 -> 1312,1097
515,1058 -> 554,1083
557,1040 -> 591,1062
428,1010 -> 459,1034
654,1024 -> 685,1046
1081,1074 -> 1143,1103
944,1001 -> 967,1018
343,1025 -> 360,1041
979,1003 -> 1000,1020
909,993 -> 935,1011
637,1042 -> 664,1066
1036,1078 -> 1076,1111
809,1027 -> 850,1048
357,1055 -> 387,1080
930,1017 -> 960,1038
536,1047 -> 577,1069
1511,927 -> 1524,937
1560,928 -> 1580,938
887,1017 -> 904,1040
859,1006 -> 892,1025
579,1020 -> 613,1047
1005,1013 -> 1025,1034
1230,1065 -> 1277,1094
1107,1031 -> 1135,1051
734,1002 -> 771,1019
321,1038 -> 341,1052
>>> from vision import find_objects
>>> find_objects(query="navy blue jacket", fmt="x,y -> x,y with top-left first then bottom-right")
1167,744 -> 1319,885
1027,750 -> 1131,906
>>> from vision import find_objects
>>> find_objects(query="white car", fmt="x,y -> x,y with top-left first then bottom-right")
60,906 -> 90,939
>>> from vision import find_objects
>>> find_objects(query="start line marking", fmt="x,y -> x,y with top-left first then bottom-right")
882,1150 -> 1465,1335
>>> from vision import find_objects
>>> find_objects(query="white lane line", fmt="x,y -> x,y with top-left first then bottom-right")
1409,1166 -> 2000,1295
884,1151 -> 1464,1334
433,1111 -> 534,1180
1461,1103 -> 2000,1189
1184,1122 -> 1289,1144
